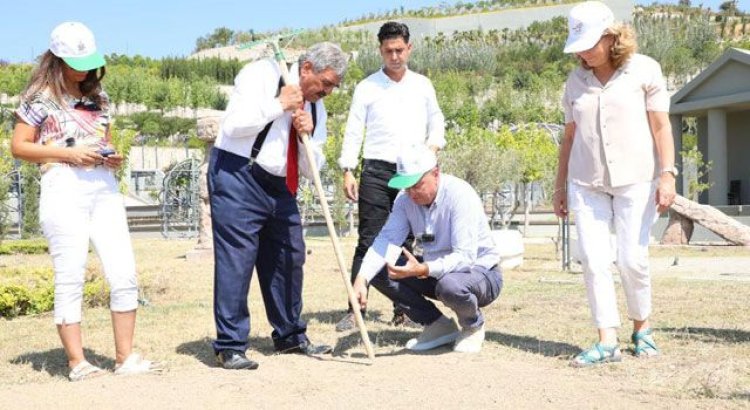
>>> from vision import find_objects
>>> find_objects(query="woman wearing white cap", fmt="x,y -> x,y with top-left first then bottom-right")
11,22 -> 160,380
552,1 -> 676,367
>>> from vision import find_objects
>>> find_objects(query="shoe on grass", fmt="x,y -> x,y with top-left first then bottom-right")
632,328 -> 659,358
277,340 -> 333,356
453,324 -> 485,353
69,360 -> 107,382
570,343 -> 622,368
217,349 -> 259,370
405,315 -> 459,351
114,353 -> 164,375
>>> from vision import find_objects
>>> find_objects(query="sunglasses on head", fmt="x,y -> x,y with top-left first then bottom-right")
74,100 -> 100,111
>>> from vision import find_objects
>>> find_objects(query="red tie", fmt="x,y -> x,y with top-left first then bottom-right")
286,120 -> 299,196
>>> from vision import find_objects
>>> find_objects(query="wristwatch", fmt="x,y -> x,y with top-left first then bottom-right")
661,166 -> 679,177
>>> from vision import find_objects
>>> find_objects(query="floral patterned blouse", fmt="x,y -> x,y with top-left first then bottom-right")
16,90 -> 110,172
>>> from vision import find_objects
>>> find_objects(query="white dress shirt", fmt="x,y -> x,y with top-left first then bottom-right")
215,58 -> 327,179
562,53 -> 670,188
358,174 -> 500,283
338,68 -> 445,169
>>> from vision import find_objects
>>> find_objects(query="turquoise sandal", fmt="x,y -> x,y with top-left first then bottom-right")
632,328 -> 659,358
570,343 -> 622,367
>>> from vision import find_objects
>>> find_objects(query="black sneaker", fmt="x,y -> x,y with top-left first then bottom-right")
334,312 -> 356,332
277,341 -> 333,356
216,350 -> 259,370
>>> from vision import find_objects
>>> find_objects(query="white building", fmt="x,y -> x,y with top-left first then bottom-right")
670,48 -> 750,205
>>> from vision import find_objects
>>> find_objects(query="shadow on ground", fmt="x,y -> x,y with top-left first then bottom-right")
331,328 -> 442,358
176,310 -> 423,366
485,331 -> 580,357
658,326 -> 750,344
176,336 -> 279,367
10,348 -> 114,379
302,309 -> 385,326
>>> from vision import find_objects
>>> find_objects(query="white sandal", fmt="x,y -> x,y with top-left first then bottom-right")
114,353 -> 164,376
69,360 -> 107,382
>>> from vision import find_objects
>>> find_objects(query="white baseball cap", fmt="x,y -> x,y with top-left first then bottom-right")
388,144 -> 437,189
563,1 -> 615,54
49,22 -> 106,71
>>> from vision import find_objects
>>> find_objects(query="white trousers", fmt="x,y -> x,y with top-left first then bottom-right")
569,181 -> 658,329
40,166 -> 138,325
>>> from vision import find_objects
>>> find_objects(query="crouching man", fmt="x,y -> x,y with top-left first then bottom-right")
353,144 -> 503,353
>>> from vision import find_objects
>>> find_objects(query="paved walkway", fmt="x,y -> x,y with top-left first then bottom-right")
650,256 -> 750,282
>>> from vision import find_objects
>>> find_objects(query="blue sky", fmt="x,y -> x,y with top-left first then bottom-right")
0,0 -> 745,63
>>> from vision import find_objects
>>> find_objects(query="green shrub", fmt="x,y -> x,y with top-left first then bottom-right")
31,286 -> 54,313
0,285 -> 34,317
83,277 -> 110,308
0,267 -> 112,318
0,239 -> 48,255
19,163 -> 41,238
0,284 -> 54,318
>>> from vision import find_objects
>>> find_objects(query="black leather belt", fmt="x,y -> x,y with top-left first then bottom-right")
363,159 -> 396,171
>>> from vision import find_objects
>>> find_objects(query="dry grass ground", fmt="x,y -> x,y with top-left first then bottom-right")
0,237 -> 748,409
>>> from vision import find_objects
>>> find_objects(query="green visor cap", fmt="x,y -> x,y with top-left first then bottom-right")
387,172 -> 425,189
63,52 -> 106,72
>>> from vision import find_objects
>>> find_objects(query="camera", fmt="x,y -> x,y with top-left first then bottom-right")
98,147 -> 116,157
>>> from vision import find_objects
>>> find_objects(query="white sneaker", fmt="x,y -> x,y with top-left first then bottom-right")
453,324 -> 485,353
405,315 -> 459,351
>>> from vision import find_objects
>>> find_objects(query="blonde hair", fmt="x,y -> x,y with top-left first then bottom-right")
22,50 -> 106,106
606,23 -> 637,69
578,23 -> 638,70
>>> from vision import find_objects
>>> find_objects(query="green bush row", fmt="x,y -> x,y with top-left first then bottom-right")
0,277 -> 109,319
0,239 -> 48,254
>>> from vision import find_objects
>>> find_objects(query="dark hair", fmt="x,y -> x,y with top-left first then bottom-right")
377,22 -> 410,44
23,51 -> 106,107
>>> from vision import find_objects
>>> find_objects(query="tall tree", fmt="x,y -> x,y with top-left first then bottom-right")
195,27 -> 236,52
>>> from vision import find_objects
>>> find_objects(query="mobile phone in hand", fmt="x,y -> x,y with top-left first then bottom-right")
98,147 -> 116,157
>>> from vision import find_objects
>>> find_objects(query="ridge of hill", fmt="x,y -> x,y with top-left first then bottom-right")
187,0 -> 632,62
338,0 -> 632,40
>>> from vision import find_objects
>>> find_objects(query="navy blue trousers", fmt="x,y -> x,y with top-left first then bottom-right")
208,148 -> 308,353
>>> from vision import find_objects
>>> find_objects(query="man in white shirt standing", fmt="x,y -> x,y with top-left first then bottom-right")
209,42 -> 348,370
353,145 -> 503,353
336,22 -> 446,331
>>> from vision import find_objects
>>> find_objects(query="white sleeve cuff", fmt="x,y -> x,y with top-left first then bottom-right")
426,260 -> 445,280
